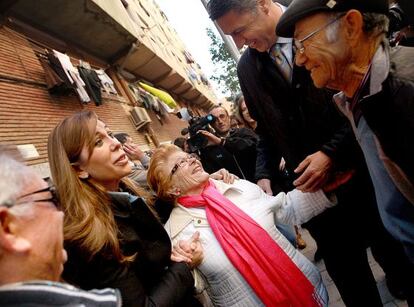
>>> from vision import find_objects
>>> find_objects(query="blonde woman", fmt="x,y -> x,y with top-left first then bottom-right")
47,111 -> 203,307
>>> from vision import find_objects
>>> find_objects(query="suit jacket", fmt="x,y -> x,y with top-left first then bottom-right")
237,47 -> 359,187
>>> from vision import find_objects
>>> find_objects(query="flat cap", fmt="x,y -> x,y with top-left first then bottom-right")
276,0 -> 389,37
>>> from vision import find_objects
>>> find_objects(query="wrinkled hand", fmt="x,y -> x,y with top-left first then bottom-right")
323,170 -> 355,193
210,168 -> 238,184
171,232 -> 204,269
123,143 -> 145,161
257,178 -> 273,196
293,151 -> 333,192
198,130 -> 221,146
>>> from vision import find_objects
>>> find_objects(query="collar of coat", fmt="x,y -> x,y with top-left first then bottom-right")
168,179 -> 243,239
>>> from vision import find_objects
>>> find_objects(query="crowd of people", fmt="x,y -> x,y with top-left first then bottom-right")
1,0 -> 413,306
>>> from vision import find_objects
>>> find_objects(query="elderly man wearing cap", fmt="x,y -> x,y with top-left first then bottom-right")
277,0 -> 414,303
208,0 -> 413,305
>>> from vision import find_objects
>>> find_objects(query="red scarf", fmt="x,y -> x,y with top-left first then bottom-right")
178,180 -> 322,307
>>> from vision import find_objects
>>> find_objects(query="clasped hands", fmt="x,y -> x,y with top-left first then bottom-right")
171,231 -> 204,269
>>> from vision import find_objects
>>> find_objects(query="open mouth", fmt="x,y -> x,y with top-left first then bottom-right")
114,154 -> 128,165
192,165 -> 201,174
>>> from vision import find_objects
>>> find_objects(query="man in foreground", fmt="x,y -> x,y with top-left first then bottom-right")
276,0 -> 414,303
0,148 -> 121,306
208,0 -> 412,304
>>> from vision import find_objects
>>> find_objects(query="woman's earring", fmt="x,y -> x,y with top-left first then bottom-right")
175,188 -> 181,196
78,171 -> 90,179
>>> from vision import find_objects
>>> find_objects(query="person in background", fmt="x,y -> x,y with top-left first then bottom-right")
48,111 -> 203,307
173,137 -> 190,153
114,132 -> 150,188
198,106 -> 258,182
0,147 -> 121,306
208,0 -> 413,304
233,93 -> 257,131
147,145 -> 354,306
277,0 -> 414,303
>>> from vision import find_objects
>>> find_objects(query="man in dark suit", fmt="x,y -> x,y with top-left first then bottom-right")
207,0 -> 412,305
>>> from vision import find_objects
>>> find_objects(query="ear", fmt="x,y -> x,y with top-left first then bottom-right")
342,10 -> 364,47
0,208 -> 31,254
167,186 -> 181,198
77,170 -> 90,180
72,163 -> 90,179
257,0 -> 270,14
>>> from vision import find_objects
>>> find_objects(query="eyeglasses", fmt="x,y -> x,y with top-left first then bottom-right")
2,185 -> 60,210
170,153 -> 199,177
293,13 -> 345,55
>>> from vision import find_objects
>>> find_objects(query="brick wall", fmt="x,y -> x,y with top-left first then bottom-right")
0,26 -> 188,169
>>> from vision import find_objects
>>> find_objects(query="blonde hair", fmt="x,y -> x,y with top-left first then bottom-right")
48,111 -> 147,262
147,144 -> 182,202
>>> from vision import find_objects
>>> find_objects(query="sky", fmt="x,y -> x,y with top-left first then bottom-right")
155,0 -> 225,97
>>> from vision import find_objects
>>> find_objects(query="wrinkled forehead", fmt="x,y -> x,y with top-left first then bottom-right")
169,150 -> 187,164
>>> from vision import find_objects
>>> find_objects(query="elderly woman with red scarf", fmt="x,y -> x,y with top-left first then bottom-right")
148,145 -> 352,307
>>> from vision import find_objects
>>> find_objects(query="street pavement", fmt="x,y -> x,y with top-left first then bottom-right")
299,228 -> 408,307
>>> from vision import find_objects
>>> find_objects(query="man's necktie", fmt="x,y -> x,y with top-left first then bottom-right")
270,43 -> 293,82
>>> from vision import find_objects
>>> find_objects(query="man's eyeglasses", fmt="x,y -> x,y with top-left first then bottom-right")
293,13 -> 345,55
2,185 -> 60,210
170,154 -> 199,177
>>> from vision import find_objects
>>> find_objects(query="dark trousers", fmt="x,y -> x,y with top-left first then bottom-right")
303,171 -> 412,307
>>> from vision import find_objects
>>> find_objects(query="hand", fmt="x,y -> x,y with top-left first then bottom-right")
257,178 -> 273,195
210,168 -> 238,184
171,232 -> 204,269
123,143 -> 145,161
197,130 -> 221,146
293,151 -> 333,193
323,170 -> 355,193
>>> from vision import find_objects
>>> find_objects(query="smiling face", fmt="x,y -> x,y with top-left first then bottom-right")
166,151 -> 210,196
15,175 -> 67,281
294,12 -> 350,90
77,120 -> 131,191
216,2 -> 279,52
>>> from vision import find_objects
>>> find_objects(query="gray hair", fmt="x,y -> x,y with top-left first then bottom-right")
325,12 -> 389,43
207,0 -> 258,20
0,148 -> 37,216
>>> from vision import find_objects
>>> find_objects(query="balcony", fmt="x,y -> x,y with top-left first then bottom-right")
2,0 -> 214,109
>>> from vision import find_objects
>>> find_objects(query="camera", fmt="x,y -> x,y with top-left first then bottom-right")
180,114 -> 216,153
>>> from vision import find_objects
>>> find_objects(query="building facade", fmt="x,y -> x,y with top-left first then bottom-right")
0,0 -> 216,176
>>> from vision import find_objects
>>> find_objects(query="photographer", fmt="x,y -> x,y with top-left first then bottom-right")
198,106 -> 258,182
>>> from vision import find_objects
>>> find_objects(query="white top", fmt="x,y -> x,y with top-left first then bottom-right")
165,179 -> 333,306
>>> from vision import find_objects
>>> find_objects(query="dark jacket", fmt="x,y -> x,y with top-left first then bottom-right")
63,193 -> 199,307
199,127 -> 258,182
237,48 -> 357,187
358,45 -> 414,187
